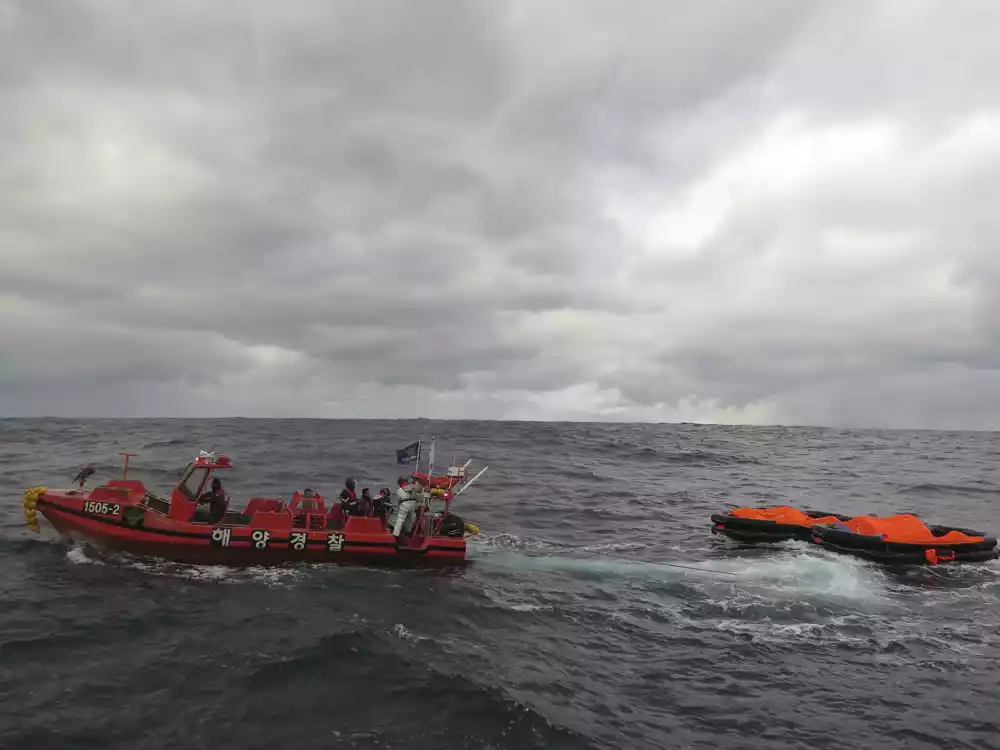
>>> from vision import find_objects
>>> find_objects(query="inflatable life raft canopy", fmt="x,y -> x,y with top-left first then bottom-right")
835,514 -> 984,543
728,506 -> 845,526
810,513 -> 998,565
710,505 -> 855,544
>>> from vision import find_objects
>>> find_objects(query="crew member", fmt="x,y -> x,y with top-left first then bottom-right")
197,477 -> 228,523
393,476 -> 425,537
340,478 -> 360,516
359,487 -> 374,517
373,488 -> 393,526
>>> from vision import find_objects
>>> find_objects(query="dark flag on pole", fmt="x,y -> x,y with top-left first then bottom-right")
396,440 -> 420,465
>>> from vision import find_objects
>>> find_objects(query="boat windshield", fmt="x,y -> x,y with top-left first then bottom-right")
178,466 -> 211,501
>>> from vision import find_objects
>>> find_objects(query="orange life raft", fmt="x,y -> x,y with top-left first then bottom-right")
810,513 -> 998,565
711,505 -> 853,543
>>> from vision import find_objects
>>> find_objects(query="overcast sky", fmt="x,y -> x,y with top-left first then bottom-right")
2,1 -> 1000,428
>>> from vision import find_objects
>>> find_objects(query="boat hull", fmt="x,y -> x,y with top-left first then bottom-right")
37,494 -> 467,568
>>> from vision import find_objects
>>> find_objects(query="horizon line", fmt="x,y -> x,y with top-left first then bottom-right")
0,415 -> 997,434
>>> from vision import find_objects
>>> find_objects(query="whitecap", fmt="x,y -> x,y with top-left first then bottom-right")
65,544 -> 103,565
393,623 -> 427,642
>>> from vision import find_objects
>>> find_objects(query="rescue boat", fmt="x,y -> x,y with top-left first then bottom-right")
22,450 -> 485,567
810,514 -> 999,565
711,506 -> 853,543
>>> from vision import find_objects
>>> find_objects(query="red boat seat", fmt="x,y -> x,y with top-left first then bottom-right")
290,490 -> 325,513
246,498 -> 284,515
305,512 -> 326,530
251,509 -> 294,530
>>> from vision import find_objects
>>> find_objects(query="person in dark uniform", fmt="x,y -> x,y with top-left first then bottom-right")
359,487 -> 374,517
373,488 -> 393,527
197,477 -> 228,523
339,478 -> 360,516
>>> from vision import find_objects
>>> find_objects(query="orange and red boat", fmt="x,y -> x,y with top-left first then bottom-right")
22,450 -> 484,567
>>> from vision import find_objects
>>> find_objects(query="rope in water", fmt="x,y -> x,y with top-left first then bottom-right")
655,560 -> 740,576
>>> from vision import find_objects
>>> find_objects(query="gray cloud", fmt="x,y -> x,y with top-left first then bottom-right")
2,0 -> 1000,427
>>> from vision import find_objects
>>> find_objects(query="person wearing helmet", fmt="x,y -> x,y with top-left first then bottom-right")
339,478 -> 360,516
392,475 -> 425,537
196,476 -> 228,523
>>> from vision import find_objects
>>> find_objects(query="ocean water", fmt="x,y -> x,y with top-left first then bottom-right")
1,418 -> 998,750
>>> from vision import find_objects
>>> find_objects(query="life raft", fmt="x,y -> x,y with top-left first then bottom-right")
810,514 -> 999,565
710,506 -> 854,543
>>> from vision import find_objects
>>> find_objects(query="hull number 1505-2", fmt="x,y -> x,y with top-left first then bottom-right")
83,501 -> 121,516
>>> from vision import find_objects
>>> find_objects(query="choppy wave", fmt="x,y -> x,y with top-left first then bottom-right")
2,418 -> 999,750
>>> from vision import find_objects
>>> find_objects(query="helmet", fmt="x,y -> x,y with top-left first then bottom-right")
397,476 -> 408,486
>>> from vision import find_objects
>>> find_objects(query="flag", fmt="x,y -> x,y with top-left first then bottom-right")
395,440 -> 420,465
427,437 -> 436,474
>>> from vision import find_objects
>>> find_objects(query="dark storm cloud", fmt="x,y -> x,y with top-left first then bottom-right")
2,0 -> 1000,427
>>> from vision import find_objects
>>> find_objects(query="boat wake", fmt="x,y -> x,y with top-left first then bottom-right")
472,536 -> 887,596
464,536 -> 928,652
63,541 -> 310,586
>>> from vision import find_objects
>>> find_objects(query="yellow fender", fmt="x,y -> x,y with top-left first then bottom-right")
22,487 -> 45,532
463,521 -> 480,536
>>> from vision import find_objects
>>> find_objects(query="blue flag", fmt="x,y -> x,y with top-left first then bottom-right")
396,441 -> 420,465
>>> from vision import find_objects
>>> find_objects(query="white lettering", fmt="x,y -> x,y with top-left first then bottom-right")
327,532 -> 344,552
289,532 -> 307,551
251,530 -> 271,550
83,501 -> 121,516
211,527 -> 232,547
